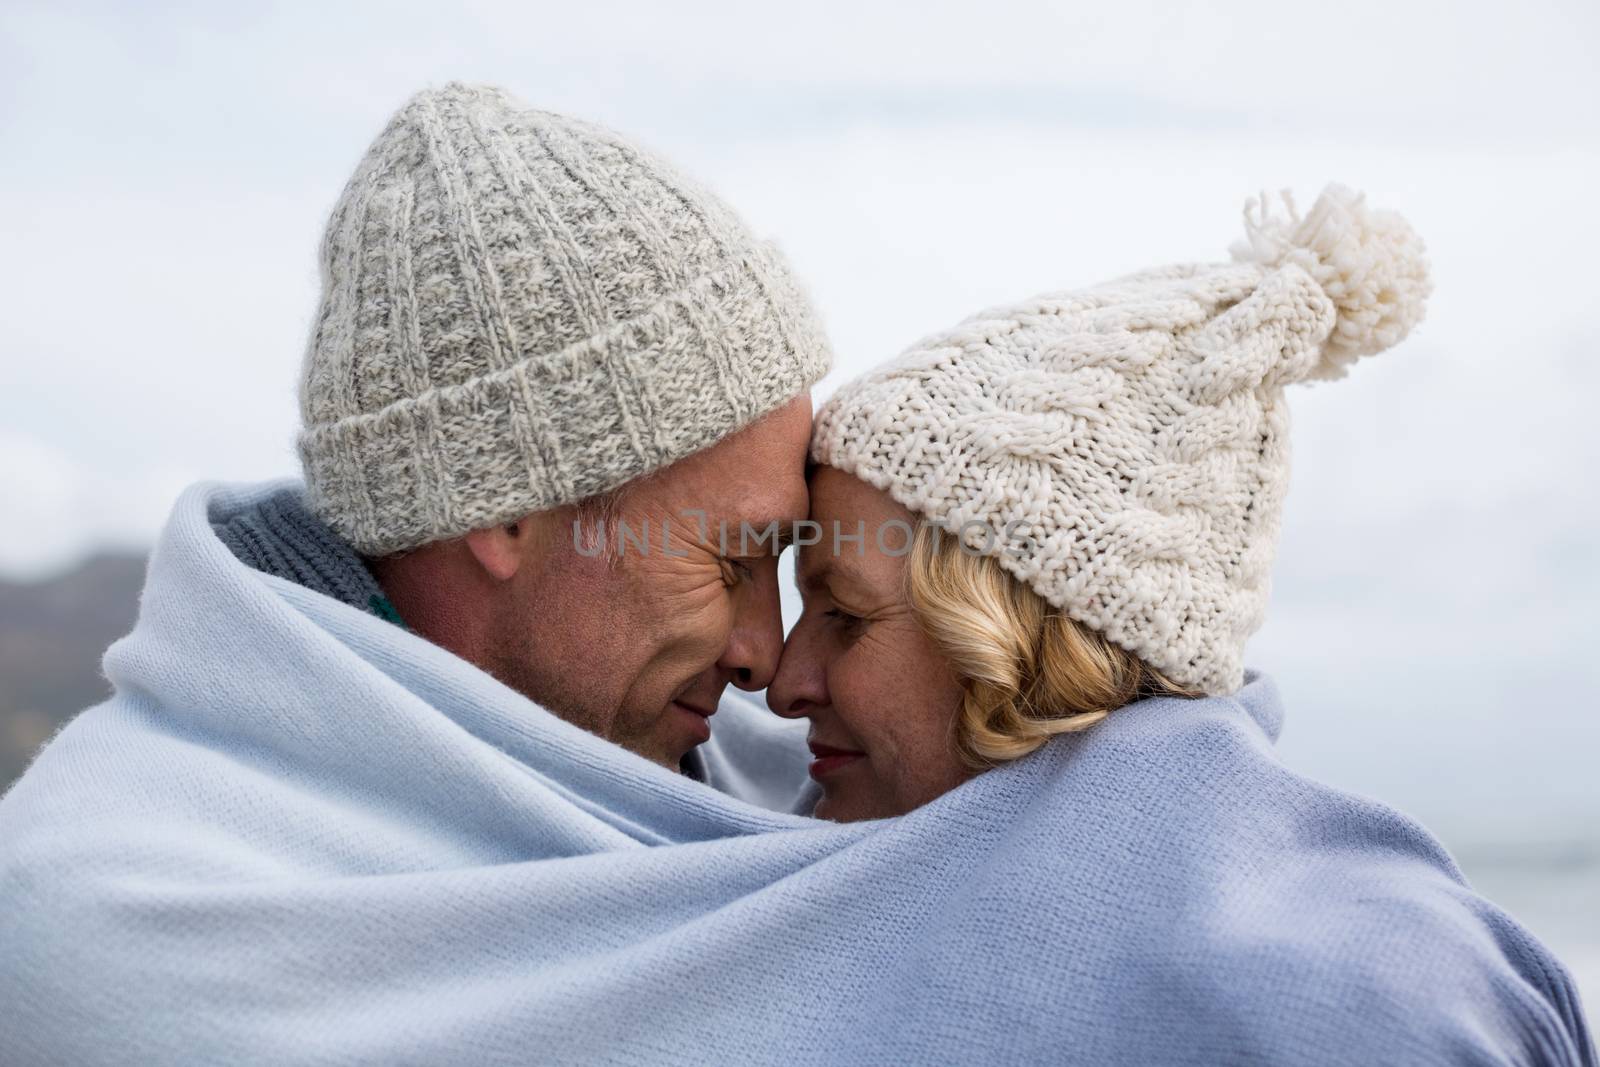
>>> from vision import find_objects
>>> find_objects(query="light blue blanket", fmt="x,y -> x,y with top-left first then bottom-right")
0,481 -> 1591,1065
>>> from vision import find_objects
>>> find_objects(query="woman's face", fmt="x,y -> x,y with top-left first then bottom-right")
767,465 -> 972,821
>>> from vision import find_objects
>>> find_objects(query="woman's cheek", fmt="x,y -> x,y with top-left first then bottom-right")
837,627 -> 918,753
828,642 -> 883,737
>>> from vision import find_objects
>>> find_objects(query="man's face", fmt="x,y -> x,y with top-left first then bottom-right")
489,396 -> 813,769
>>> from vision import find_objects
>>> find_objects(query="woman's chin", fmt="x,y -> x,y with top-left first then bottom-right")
814,784 -> 894,823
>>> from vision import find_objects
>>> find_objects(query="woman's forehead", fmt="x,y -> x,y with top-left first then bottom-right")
807,465 -> 913,525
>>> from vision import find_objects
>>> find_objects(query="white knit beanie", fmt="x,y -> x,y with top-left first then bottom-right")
298,83 -> 832,555
812,184 -> 1431,696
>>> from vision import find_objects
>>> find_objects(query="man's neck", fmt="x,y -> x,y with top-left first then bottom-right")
213,487 -> 407,628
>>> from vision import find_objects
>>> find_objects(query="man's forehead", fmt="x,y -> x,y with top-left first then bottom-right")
710,476 -> 808,529
675,491 -> 805,555
720,495 -> 804,534
647,457 -> 806,523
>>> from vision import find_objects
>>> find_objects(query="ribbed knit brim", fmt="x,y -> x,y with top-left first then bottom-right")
297,83 -> 831,555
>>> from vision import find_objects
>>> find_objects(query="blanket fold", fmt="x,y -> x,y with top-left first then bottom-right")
0,481 -> 1591,1066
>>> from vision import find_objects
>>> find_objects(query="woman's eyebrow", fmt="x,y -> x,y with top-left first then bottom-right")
795,548 -> 828,590
800,550 -> 875,599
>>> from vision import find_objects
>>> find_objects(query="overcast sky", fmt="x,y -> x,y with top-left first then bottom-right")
3,2 -> 1598,858
4,0 -> 1595,568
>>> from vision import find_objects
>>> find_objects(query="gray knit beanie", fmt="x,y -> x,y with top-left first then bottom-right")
812,184 -> 1431,696
297,83 -> 832,555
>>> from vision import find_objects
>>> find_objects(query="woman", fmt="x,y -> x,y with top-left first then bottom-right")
771,461 -> 1207,822
768,183 -> 1425,819
752,187 -> 1591,1062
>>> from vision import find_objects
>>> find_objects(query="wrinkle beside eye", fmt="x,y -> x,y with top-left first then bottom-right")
718,556 -> 754,587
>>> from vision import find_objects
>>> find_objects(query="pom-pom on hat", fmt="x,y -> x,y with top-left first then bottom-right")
812,184 -> 1431,696
1230,183 -> 1431,382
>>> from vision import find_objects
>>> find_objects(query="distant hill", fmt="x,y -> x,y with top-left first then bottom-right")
0,553 -> 147,791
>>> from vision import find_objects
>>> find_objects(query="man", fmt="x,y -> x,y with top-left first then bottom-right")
0,83 -> 833,1062
218,81 -> 831,776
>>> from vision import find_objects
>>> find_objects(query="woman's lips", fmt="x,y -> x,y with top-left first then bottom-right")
807,741 -> 865,780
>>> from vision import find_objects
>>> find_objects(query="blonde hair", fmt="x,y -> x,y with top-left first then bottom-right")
905,523 -> 1205,769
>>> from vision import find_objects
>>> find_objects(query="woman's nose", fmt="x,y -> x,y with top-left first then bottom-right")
766,620 -> 827,720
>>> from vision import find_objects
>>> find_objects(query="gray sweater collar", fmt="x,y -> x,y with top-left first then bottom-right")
212,487 -> 404,628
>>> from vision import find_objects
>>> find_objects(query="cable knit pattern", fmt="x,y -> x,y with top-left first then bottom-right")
813,184 -> 1431,696
298,82 -> 832,555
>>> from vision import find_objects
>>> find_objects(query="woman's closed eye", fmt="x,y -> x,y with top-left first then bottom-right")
824,605 -> 865,632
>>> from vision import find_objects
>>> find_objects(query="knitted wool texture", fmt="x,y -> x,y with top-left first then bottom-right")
4,481 -> 1588,1064
813,184 -> 1431,696
298,83 -> 832,555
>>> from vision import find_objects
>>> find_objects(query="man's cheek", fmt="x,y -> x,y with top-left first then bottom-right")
681,600 -> 740,663
639,597 -> 736,675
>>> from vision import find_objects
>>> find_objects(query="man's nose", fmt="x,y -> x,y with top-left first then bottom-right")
718,571 -> 785,692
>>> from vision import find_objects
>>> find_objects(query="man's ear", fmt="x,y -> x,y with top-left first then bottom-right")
462,522 -> 530,582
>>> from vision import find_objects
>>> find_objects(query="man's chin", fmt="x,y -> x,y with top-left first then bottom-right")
626,700 -> 715,771
665,698 -> 713,747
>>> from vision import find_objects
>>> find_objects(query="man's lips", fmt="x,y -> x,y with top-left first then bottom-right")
673,699 -> 716,719
670,699 -> 716,745
807,741 -> 865,780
